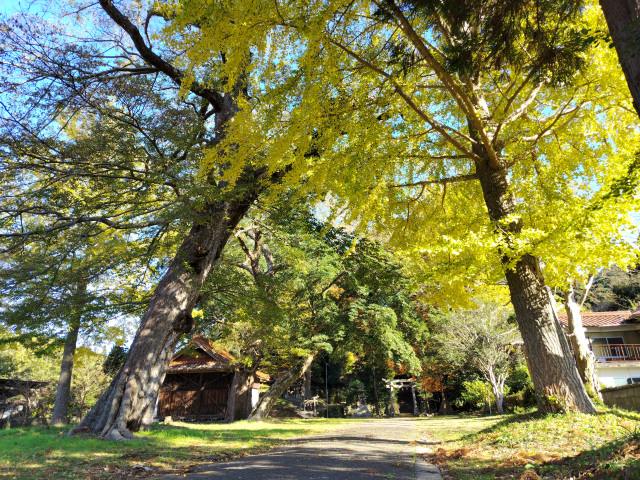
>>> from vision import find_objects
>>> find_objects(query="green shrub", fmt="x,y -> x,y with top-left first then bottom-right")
505,363 -> 532,393
504,383 -> 536,410
460,379 -> 493,409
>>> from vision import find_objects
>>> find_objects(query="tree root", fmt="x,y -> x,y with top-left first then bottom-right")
104,428 -> 137,442
66,426 -> 92,436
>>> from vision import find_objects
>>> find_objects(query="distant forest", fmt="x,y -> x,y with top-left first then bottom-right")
583,266 -> 640,312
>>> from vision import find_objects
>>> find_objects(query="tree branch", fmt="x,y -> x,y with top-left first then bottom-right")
381,0 -> 501,169
388,173 -> 478,189
328,38 -> 480,161
495,81 -> 543,140
0,211 -> 167,239
74,66 -> 160,82
578,274 -> 595,309
97,0 -> 224,111
235,262 -> 253,274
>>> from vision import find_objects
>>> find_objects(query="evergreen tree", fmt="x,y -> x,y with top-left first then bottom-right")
103,346 -> 129,377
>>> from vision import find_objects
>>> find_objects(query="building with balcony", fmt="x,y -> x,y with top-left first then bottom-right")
558,310 -> 640,388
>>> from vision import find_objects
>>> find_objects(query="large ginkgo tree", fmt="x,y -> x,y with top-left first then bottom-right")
166,0 -> 639,413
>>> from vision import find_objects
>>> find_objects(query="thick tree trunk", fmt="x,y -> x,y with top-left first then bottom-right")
70,77 -> 277,439
248,355 -> 315,421
60,0 -> 275,440
51,319 -> 81,425
475,156 -> 596,414
494,392 -> 503,414
600,0 -> 640,118
563,287 -> 602,400
72,186 -> 263,440
225,369 -> 257,422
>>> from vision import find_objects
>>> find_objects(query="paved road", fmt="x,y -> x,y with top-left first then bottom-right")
152,418 -> 441,480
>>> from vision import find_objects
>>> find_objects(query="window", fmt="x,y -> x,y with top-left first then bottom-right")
614,378 -> 629,387
612,378 -> 640,387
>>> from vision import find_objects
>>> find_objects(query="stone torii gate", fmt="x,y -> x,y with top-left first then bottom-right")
383,378 -> 419,417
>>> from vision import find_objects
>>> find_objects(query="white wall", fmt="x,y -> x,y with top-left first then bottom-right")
597,364 -> 640,388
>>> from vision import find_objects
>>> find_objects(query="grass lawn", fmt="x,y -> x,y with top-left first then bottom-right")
0,418 -> 355,479
5,408 -> 640,479
417,408 -> 640,479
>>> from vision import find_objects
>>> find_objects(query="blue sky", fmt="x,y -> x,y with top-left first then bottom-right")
1,0 -> 23,15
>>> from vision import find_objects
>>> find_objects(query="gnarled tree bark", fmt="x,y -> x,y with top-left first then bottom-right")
562,279 -> 601,399
224,341 -> 264,423
72,183 -> 264,440
225,369 -> 258,422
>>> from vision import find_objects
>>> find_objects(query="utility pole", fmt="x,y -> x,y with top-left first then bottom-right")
325,358 -> 329,418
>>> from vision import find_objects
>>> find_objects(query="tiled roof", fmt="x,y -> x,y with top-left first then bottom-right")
557,311 -> 633,327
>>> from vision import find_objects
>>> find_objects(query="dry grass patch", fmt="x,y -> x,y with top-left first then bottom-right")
417,409 -> 640,479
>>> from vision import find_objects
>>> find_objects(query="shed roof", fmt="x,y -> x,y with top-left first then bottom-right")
0,379 -> 49,400
167,335 -> 269,381
557,311 -> 634,328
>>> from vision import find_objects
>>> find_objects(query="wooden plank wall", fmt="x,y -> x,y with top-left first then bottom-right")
158,372 -> 233,417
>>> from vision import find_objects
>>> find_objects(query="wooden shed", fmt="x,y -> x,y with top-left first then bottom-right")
157,335 -> 267,420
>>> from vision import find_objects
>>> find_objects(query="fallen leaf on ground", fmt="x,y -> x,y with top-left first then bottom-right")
450,447 -> 470,459
518,471 -> 540,480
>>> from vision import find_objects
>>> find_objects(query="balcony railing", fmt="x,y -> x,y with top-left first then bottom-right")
590,344 -> 640,362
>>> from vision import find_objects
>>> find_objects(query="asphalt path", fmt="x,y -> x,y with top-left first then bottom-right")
151,418 -> 441,480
